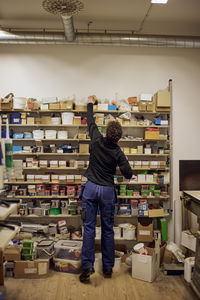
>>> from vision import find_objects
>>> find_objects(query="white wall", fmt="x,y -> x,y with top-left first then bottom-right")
1,45 -> 200,243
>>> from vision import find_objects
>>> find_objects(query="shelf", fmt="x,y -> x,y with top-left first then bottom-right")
5,181 -> 170,185
11,138 -> 169,143
0,225 -> 20,251
0,203 -> 20,221
4,124 -> 169,128
0,109 -> 170,114
13,152 -> 169,157
7,195 -> 169,199
22,167 -> 169,171
8,214 -> 170,220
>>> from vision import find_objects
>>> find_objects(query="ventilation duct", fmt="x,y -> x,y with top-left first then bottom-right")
42,0 -> 84,42
0,31 -> 200,48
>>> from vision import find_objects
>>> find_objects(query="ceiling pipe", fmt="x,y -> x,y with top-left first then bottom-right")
0,30 -> 200,48
61,16 -> 75,42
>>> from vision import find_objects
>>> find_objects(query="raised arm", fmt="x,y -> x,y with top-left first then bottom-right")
87,96 -> 102,140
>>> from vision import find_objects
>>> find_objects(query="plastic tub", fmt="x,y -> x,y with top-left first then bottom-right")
53,257 -> 81,274
54,240 -> 82,261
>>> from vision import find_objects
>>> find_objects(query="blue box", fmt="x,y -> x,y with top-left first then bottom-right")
10,113 -> 21,124
1,129 -> 7,138
108,105 -> 117,111
13,133 -> 24,139
155,119 -> 161,125
13,146 -> 22,152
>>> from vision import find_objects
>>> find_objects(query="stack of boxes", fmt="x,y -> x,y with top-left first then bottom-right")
22,239 -> 35,261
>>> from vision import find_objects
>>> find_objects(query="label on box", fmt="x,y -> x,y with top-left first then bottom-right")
139,230 -> 150,235
38,263 -> 47,275
24,268 -> 37,274
59,176 -> 66,180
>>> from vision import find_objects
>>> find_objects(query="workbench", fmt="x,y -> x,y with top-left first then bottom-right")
182,190 -> 200,298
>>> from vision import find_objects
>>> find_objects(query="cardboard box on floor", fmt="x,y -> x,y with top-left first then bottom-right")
132,230 -> 160,282
15,259 -> 49,279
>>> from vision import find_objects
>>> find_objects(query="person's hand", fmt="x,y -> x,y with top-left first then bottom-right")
88,96 -> 95,104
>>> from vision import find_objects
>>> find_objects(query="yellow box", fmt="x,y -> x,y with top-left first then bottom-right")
146,102 -> 155,112
41,116 -> 52,124
21,113 -> 26,119
21,119 -> 27,125
49,103 -> 60,110
79,144 -> 89,153
60,100 -> 74,110
137,145 -> 143,154
123,147 -> 130,154
145,131 -> 160,140
123,120 -> 130,125
156,91 -> 171,107
73,117 -> 81,125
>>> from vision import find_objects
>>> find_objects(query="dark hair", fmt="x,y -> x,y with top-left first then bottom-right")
106,121 -> 122,143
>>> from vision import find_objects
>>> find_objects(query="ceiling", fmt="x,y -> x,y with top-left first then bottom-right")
0,0 -> 200,36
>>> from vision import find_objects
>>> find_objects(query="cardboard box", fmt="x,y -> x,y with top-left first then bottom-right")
0,99 -> 13,110
4,247 -> 21,261
27,117 -> 35,125
147,102 -> 155,112
137,218 -> 153,242
138,101 -> 147,112
148,208 -> 164,218
137,145 -> 143,154
79,144 -> 89,153
181,230 -> 196,252
60,100 -> 74,110
156,91 -> 171,107
49,103 -> 60,110
41,116 -> 52,125
75,104 -> 86,111
78,133 -> 87,139
132,246 -> 159,282
40,104 -> 49,110
15,259 -> 49,279
73,116 -> 82,125
21,119 -> 27,125
145,131 -> 160,140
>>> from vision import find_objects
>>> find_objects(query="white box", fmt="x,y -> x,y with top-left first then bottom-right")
181,230 -> 196,252
146,174 -> 154,182
144,148 -> 152,154
59,175 -> 67,181
139,94 -> 153,101
160,120 -> 168,126
137,174 -> 146,183
132,106 -> 139,111
50,160 -> 58,167
59,161 -> 66,167
40,104 -> 49,110
42,97 -> 58,104
98,104 -> 108,111
132,247 -> 159,282
134,161 -> 142,166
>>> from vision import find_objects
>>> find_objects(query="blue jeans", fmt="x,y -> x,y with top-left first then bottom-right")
81,180 -> 116,271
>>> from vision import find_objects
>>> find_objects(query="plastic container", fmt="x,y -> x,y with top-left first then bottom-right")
114,227 -> 121,239
22,239 -> 34,248
50,207 -> 61,215
53,257 -> 81,274
54,240 -> 82,261
37,239 -> 54,259
61,112 -> 74,125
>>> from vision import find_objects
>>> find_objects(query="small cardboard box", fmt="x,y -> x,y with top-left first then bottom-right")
147,102 -> 155,112
21,119 -> 27,125
138,101 -> 147,112
41,116 -> 52,125
137,218 -> 153,242
49,103 -> 60,110
4,247 -> 21,261
27,117 -> 35,125
79,144 -> 89,153
75,104 -> 86,111
40,104 -> 49,110
132,246 -> 159,282
60,100 -> 74,110
59,161 -> 66,168
148,208 -> 164,218
181,230 -> 196,252
78,133 -> 87,139
145,131 -> 160,140
156,91 -> 171,107
73,116 -> 82,125
15,259 -> 49,279
137,145 -> 143,154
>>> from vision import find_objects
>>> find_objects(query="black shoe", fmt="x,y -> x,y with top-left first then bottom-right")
79,268 -> 95,284
103,269 -> 112,278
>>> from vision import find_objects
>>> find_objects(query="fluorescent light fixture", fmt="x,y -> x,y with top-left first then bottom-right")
151,0 -> 168,3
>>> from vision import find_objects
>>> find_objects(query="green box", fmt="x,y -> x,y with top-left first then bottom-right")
120,191 -> 126,197
50,207 -> 61,215
120,184 -> 127,191
117,176 -> 124,183
23,247 -> 34,255
138,170 -> 148,175
22,239 -> 34,248
127,190 -> 133,196
141,190 -> 150,197
154,190 -> 161,197
160,218 -> 168,241
149,185 -> 155,191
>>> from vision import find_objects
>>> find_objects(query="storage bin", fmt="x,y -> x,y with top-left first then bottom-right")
61,112 -> 74,125
53,257 -> 81,274
54,240 -> 82,261
13,133 -> 24,139
10,113 -> 21,124
37,239 -> 55,259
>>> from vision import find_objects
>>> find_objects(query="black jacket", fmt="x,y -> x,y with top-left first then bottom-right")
84,103 -> 133,186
